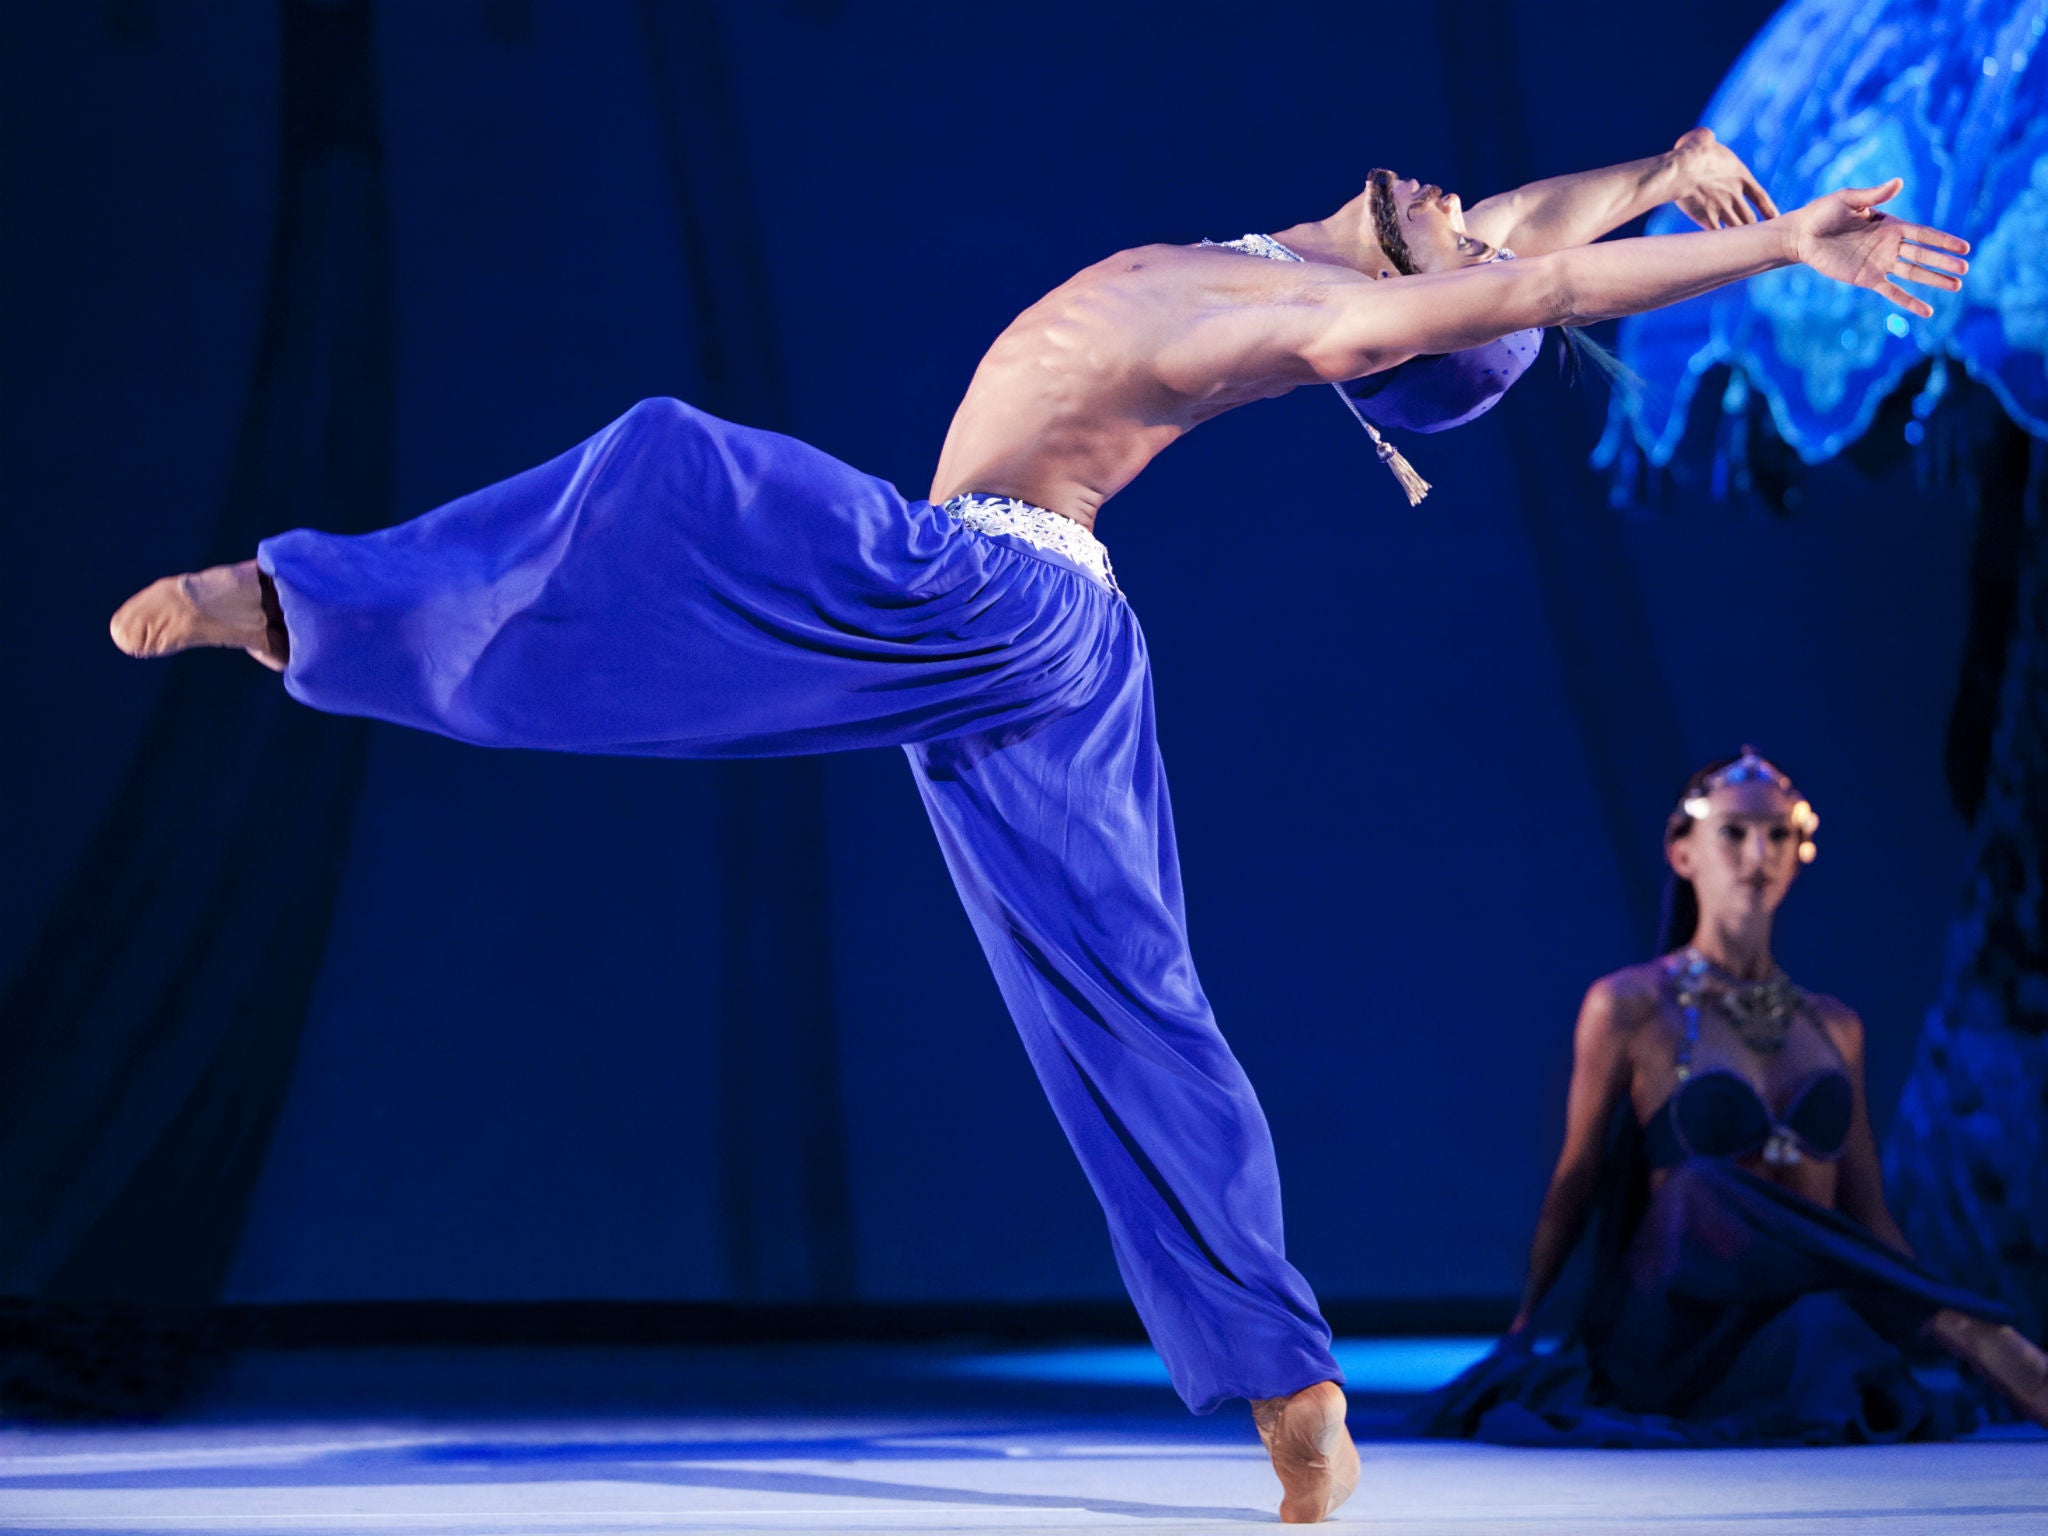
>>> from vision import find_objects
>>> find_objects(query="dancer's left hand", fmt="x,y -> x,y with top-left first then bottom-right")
1791,178 -> 1971,318
1670,127 -> 1778,228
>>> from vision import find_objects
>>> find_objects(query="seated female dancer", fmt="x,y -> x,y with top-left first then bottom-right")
110,132 -> 1970,1519
1421,750 -> 2048,1446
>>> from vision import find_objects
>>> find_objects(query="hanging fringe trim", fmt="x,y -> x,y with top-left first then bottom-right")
1334,383 -> 1431,505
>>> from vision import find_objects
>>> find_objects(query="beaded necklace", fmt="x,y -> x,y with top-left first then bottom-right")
1668,946 -> 1805,1073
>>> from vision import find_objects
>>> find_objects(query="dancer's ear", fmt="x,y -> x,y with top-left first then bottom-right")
1667,834 -> 1699,882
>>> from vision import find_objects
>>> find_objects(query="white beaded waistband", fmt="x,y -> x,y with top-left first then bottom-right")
939,494 -> 1120,596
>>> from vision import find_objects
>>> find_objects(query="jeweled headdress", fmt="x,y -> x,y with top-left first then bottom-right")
1678,745 -> 1819,864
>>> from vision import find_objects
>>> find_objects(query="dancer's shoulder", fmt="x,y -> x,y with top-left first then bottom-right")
1579,961 -> 1670,1035
1802,989 -> 1865,1055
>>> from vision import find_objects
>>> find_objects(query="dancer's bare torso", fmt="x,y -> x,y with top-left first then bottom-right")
930,243 -> 1399,530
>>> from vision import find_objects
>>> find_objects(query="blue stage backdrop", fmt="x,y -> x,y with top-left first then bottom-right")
0,1 -> 1980,1312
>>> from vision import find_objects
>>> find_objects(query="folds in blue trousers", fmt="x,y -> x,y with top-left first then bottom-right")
258,397 -> 1338,1413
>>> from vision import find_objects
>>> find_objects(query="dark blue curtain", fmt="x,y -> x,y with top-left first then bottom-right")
1436,0 -> 1687,945
0,0 -> 393,1410
637,0 -> 855,1302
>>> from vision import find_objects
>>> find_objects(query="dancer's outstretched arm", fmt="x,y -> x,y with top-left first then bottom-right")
1508,976 -> 1637,1335
1463,127 -> 1778,256
1308,178 -> 1967,380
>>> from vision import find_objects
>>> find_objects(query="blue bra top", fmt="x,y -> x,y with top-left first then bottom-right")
1641,948 -> 1853,1170
1643,1067 -> 1854,1170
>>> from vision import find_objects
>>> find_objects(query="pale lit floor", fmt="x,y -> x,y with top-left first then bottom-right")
2,1341 -> 2043,1535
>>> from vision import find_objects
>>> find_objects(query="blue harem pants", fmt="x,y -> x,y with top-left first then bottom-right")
257,398 -> 1339,1413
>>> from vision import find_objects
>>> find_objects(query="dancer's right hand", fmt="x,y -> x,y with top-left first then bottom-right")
1495,1324 -> 1536,1361
1788,179 -> 1969,318
1668,127 -> 1778,229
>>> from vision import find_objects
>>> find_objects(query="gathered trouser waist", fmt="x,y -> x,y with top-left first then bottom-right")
940,493 -> 1120,597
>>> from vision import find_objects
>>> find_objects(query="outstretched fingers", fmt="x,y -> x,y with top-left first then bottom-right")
1893,256 -> 1963,292
1901,222 -> 1971,259
1874,218 -> 1972,317
1875,278 -> 1935,319
1892,226 -> 1970,301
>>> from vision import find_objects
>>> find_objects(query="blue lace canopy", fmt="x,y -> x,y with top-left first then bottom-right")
1598,0 -> 2048,485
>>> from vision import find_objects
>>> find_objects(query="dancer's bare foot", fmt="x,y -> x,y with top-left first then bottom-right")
1928,1309 -> 2048,1429
110,560 -> 288,672
1250,1380 -> 1358,1524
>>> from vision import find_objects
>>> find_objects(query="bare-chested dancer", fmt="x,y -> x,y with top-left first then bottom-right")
114,131 -> 1967,1522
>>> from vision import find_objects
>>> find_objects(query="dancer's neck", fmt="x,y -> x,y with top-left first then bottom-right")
1688,914 -> 1777,980
1268,199 -> 1395,279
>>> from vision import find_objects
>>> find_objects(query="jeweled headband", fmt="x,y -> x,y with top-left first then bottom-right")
1679,745 -> 1820,864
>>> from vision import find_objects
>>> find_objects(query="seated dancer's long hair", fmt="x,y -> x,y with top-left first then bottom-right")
1658,755 -> 1737,953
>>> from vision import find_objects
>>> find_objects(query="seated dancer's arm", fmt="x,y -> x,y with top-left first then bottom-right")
1509,976 -> 1639,1335
1462,128 -> 1778,256
1817,998 -> 1912,1254
1308,179 -> 1968,381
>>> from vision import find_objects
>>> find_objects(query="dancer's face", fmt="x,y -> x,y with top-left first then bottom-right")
1371,173 -> 1500,275
1668,782 -> 1803,925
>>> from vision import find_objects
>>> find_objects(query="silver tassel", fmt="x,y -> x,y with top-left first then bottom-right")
1364,421 -> 1431,506
1201,237 -> 1436,506
1333,384 -> 1430,506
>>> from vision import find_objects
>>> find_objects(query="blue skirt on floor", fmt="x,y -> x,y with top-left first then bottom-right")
1414,1146 -> 2012,1447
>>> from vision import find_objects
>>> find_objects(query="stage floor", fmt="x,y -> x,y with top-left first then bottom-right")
2,1341 -> 2043,1534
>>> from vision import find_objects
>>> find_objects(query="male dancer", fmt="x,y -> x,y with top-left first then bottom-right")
113,133 -> 1966,1522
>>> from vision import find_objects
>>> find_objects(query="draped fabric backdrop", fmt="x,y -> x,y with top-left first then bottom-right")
0,0 -> 393,1409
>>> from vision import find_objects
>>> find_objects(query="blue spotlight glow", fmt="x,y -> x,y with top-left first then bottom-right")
933,1337 -> 1496,1392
